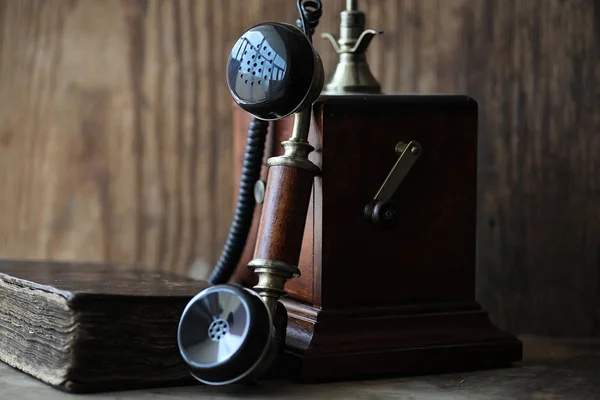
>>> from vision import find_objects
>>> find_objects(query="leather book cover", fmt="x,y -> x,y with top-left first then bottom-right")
0,259 -> 207,393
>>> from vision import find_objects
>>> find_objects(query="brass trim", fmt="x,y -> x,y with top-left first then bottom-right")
267,122 -> 321,173
267,157 -> 319,172
248,259 -> 301,314
291,108 -> 312,142
248,259 -> 301,277
321,0 -> 382,94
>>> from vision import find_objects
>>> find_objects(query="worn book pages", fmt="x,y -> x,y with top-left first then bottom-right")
0,260 -> 207,393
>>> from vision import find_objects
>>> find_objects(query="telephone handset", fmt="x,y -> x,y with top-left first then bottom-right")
177,1 -> 324,385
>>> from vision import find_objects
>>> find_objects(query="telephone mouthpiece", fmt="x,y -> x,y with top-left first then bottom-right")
226,22 -> 324,121
177,285 -> 276,385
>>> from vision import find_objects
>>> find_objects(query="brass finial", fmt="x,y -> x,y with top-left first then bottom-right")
321,0 -> 382,94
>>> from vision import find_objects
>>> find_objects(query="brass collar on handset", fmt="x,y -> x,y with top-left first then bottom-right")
322,0 -> 382,94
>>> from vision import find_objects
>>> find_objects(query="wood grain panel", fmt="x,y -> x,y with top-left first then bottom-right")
0,0 -> 271,275
469,0 -> 600,337
0,0 -> 598,336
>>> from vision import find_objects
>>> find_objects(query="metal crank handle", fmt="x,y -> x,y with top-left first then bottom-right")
364,140 -> 422,229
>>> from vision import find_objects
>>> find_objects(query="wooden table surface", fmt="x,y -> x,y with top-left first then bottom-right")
2,336 -> 599,400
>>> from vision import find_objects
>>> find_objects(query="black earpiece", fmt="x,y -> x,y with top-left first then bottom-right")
226,22 -> 324,120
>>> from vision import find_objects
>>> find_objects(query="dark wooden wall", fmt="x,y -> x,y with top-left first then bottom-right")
0,0 -> 598,337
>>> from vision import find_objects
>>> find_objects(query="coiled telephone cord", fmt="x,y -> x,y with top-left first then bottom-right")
208,117 -> 268,285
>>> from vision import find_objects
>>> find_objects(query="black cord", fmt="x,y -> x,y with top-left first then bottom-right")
208,117 -> 268,285
296,0 -> 323,41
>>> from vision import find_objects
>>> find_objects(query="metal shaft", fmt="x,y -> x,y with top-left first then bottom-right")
292,109 -> 312,142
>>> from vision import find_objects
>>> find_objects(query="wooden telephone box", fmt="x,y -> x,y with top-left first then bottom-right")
231,94 -> 523,380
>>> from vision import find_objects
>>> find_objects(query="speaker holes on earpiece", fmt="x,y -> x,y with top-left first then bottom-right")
258,80 -> 261,84
208,319 -> 230,342
245,80 -> 248,84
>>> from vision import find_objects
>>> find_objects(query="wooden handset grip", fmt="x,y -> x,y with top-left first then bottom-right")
254,166 -> 315,265
248,109 -> 319,314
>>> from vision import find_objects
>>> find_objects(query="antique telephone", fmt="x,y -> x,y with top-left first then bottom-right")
178,0 -> 523,387
177,0 -> 324,385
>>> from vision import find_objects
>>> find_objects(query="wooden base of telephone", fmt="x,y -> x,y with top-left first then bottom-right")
231,94 -> 522,380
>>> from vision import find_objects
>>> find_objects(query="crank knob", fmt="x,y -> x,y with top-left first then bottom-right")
177,285 -> 276,385
364,200 -> 398,229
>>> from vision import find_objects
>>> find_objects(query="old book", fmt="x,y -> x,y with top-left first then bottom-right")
0,259 -> 208,393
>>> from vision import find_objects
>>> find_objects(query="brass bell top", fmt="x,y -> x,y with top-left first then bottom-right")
321,0 -> 382,94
